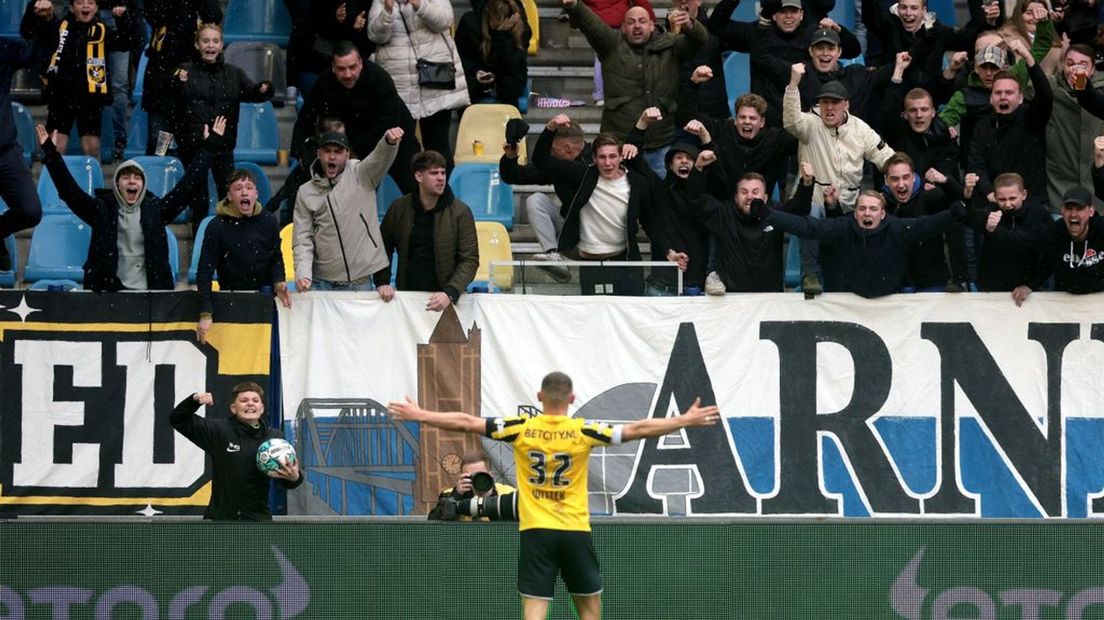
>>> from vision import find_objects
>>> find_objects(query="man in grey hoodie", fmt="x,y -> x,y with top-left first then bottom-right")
292,127 -> 404,294
35,117 -> 219,292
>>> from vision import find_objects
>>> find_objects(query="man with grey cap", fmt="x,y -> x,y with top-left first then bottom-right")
293,126 -> 405,294
34,118 -> 219,292
984,186 -> 1104,304
784,62 -> 896,293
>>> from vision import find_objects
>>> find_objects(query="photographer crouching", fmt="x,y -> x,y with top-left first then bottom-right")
429,454 -> 518,522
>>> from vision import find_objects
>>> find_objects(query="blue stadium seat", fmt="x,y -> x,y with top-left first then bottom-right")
784,236 -> 801,290
11,101 -> 35,166
377,174 -> 402,222
235,102 -> 280,164
224,43 -> 288,106
166,226 -> 179,283
724,52 -> 750,117
28,279 -> 81,291
0,1 -> 22,37
123,107 -> 149,159
928,0 -> 955,24
222,0 -> 292,45
0,235 -> 15,288
64,107 -> 114,162
132,50 -> 149,105
129,156 -> 184,199
188,215 -> 216,284
828,0 -> 857,31
448,163 -> 514,230
23,214 -> 92,283
38,156 -> 105,215
727,0 -> 759,21
232,160 -> 272,205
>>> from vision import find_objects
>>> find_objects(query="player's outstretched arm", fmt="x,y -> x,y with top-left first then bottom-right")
621,397 -> 719,442
386,396 -> 487,434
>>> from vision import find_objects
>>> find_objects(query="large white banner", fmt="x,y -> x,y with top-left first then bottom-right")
278,292 -> 1104,519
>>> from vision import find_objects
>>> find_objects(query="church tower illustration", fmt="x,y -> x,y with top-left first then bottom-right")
414,305 -> 485,512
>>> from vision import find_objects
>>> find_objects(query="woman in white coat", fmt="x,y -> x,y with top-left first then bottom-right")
369,0 -> 469,170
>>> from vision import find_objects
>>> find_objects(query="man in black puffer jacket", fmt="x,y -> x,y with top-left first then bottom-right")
36,119 -> 218,292
291,41 -> 419,193
195,168 -> 290,344
765,187 -> 956,297
171,383 -> 303,521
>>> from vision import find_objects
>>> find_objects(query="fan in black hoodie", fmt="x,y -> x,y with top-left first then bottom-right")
0,36 -> 47,271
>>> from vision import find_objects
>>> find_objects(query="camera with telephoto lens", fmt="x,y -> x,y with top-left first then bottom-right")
469,471 -> 495,494
430,492 -> 519,521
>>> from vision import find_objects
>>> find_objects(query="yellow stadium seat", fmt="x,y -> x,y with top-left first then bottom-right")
455,104 -> 526,165
521,0 -> 539,56
279,223 -> 295,284
474,221 -> 513,291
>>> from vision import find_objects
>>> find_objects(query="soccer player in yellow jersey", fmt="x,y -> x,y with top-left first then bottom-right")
388,371 -> 721,620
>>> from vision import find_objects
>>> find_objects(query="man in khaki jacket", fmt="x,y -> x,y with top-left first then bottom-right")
381,150 -> 479,311
565,0 -> 706,177
293,128 -> 404,294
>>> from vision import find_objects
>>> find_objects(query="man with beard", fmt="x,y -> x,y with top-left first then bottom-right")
678,153 -> 815,292
293,128 -> 404,294
1046,44 -> 1104,213
880,152 -> 968,291
982,185 -> 1104,305
761,184 -> 959,298
960,172 -> 1050,304
966,38 -> 1052,207
291,41 -> 420,193
563,0 -> 706,177
195,169 -> 291,344
34,118 -> 217,292
381,150 -> 479,311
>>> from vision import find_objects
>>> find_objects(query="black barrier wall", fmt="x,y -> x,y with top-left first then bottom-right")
1,519 -> 1103,618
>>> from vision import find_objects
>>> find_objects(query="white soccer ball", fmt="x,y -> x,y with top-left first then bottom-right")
256,438 -> 297,477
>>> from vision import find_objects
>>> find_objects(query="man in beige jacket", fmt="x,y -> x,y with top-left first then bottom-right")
293,128 -> 404,294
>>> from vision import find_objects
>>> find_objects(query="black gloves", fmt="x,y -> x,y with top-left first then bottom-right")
505,119 -> 529,146
750,198 -> 769,220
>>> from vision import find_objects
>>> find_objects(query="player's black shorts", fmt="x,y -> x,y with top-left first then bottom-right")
46,98 -> 103,138
517,528 -> 602,599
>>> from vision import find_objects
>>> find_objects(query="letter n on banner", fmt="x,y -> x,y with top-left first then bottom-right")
0,291 -> 271,515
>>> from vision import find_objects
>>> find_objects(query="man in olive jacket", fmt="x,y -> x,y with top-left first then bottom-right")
381,150 -> 479,311
564,0 -> 706,177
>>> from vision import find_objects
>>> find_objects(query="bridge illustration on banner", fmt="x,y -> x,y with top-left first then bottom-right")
291,398 -> 420,515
